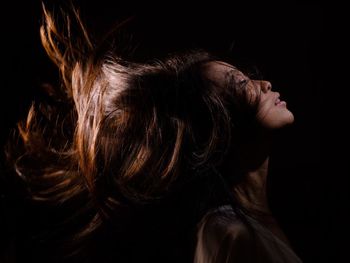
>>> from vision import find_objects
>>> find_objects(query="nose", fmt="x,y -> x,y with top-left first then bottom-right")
259,80 -> 272,93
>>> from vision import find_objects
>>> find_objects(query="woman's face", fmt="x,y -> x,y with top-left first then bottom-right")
202,61 -> 294,129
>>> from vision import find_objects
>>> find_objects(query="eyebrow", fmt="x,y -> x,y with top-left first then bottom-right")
224,69 -> 250,95
226,68 -> 242,82
214,61 -> 250,89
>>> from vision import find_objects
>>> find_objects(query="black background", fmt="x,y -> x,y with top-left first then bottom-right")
1,1 -> 326,262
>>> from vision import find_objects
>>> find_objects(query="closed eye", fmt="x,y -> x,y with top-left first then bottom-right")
237,78 -> 248,87
225,70 -> 249,89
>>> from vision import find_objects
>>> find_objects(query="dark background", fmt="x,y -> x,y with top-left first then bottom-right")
1,1 -> 327,262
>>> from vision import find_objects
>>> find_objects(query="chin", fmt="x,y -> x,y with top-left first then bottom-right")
286,113 -> 295,125
283,110 -> 295,125
261,113 -> 295,130
277,113 -> 295,129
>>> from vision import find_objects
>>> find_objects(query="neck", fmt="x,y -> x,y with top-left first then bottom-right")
231,129 -> 273,216
226,129 -> 292,246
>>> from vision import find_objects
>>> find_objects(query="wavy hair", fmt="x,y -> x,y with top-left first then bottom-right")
5,3 -> 260,260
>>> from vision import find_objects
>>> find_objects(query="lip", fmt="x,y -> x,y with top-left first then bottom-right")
274,93 -> 287,106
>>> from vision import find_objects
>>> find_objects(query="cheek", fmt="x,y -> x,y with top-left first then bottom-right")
245,84 -> 260,105
256,98 -> 273,119
256,104 -> 273,124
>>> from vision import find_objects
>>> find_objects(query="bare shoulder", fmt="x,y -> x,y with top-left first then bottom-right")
194,206 -> 257,263
195,205 -> 303,263
198,205 -> 252,242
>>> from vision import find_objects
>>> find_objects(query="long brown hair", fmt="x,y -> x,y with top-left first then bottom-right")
5,3 -> 259,260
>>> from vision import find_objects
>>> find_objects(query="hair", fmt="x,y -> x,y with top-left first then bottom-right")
4,4 -> 262,262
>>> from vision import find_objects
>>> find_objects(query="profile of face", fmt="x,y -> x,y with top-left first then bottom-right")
202,61 -> 294,129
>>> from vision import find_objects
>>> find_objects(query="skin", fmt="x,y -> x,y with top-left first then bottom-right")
202,61 -> 295,246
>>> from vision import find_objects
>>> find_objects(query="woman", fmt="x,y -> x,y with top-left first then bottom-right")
4,5 -> 302,263
194,61 -> 300,262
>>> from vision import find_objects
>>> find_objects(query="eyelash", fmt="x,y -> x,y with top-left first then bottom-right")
237,79 -> 248,89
